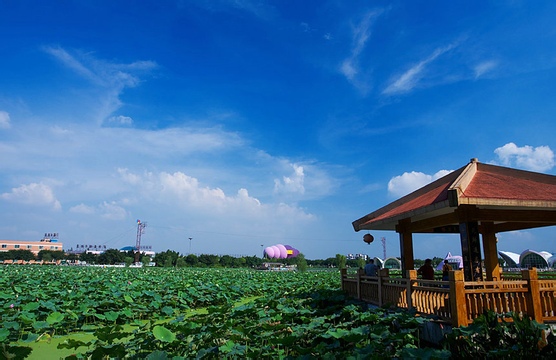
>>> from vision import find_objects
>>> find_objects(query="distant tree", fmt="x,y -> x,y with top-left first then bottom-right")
323,257 -> 337,267
153,250 -> 180,267
243,255 -> 263,268
185,254 -> 199,267
7,249 -> 35,261
79,252 -> 98,264
141,255 -> 151,267
357,257 -> 366,269
336,254 -> 346,269
38,250 -> 65,261
296,253 -> 308,272
198,254 -> 220,267
232,257 -> 246,268
41,252 -> 53,262
163,258 -> 173,267
176,257 -> 187,268
65,253 -> 79,262
124,257 -> 134,267
98,249 -> 126,265
219,255 -> 235,267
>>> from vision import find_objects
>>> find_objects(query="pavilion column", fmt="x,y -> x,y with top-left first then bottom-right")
457,205 -> 483,281
397,218 -> 414,275
481,222 -> 501,281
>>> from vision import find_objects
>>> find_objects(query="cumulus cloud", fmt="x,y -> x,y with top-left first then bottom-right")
383,43 -> 457,95
0,111 -> 10,129
0,182 -> 61,210
388,169 -> 452,197
69,203 -> 96,214
117,169 -> 314,221
274,164 -> 305,195
493,142 -> 554,172
69,201 -> 128,220
99,201 -> 129,220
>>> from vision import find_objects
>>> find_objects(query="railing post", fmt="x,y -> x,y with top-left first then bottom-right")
357,268 -> 364,300
449,270 -> 468,327
407,270 -> 416,310
340,268 -> 347,291
378,268 -> 389,306
522,268 -> 543,323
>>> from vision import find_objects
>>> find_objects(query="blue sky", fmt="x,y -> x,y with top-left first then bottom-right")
1,1 -> 555,260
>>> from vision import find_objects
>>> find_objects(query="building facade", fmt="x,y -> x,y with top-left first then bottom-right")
0,234 -> 63,255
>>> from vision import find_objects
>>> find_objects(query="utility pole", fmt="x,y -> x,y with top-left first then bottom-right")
381,237 -> 387,259
135,219 -> 147,263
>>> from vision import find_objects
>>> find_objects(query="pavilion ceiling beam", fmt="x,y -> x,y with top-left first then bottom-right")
398,212 -> 459,233
476,209 -> 556,223
490,222 -> 556,233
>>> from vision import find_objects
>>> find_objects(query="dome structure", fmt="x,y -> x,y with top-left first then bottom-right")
383,257 -> 401,270
498,251 -> 520,268
519,250 -> 553,269
548,255 -> 556,268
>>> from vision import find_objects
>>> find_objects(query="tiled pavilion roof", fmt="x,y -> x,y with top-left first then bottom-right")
353,158 -> 556,233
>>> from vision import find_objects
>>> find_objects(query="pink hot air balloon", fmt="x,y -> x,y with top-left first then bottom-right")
276,244 -> 288,259
264,246 -> 275,258
271,245 -> 281,259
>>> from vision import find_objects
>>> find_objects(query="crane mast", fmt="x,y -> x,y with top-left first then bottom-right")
135,219 -> 147,262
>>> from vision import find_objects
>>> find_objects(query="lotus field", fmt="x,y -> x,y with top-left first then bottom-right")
0,266 -> 455,359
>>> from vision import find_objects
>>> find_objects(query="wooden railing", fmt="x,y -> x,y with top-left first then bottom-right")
340,268 -> 556,327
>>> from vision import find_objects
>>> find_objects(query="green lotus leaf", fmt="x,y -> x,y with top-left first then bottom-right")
105,311 -> 119,322
152,325 -> 176,343
0,328 -> 10,342
23,302 -> 40,311
46,311 -> 65,325
32,321 -> 50,330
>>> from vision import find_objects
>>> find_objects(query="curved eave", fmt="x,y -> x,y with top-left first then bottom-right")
456,197 -> 556,209
354,200 -> 452,231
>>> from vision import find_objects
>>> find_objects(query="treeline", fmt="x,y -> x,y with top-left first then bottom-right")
0,249 -> 317,269
2,249 -> 442,269
152,250 -> 309,271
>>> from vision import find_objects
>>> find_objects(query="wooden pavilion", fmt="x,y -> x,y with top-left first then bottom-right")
341,158 -> 556,326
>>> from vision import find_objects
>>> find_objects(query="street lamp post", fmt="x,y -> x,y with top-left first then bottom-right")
188,237 -> 193,254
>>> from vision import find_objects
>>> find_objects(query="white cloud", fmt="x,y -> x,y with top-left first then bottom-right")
339,10 -> 382,91
0,111 -> 10,129
106,115 -> 133,126
274,164 -> 305,195
99,201 -> 128,220
474,60 -> 498,79
493,142 -> 554,172
43,46 -> 157,124
388,169 -> 452,198
383,43 -> 457,95
69,201 -> 128,220
69,203 -> 95,214
115,169 -> 315,223
0,182 -> 61,210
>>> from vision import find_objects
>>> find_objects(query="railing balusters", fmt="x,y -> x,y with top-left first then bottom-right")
341,268 -> 556,327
